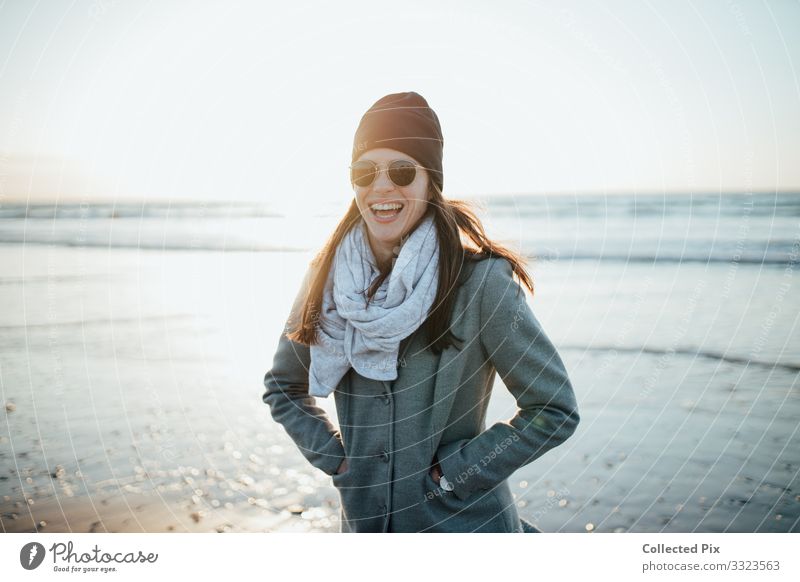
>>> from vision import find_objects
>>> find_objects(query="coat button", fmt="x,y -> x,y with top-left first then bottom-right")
379,504 -> 387,514
381,394 -> 390,405
379,450 -> 390,462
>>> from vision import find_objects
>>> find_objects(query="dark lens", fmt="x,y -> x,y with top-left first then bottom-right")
389,160 -> 417,186
351,161 -> 377,187
388,160 -> 417,187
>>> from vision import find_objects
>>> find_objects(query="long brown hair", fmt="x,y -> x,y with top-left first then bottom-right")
286,183 -> 534,353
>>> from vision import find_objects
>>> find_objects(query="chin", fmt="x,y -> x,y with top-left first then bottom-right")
367,223 -> 403,244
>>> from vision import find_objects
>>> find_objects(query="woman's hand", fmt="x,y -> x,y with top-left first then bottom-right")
336,458 -> 349,475
429,457 -> 442,484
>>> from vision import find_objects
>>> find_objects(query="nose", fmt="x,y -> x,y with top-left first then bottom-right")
371,166 -> 394,193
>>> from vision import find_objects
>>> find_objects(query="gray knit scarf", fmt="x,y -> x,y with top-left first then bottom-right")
309,213 -> 440,397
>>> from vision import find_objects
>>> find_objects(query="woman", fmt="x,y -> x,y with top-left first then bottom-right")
263,92 -> 579,533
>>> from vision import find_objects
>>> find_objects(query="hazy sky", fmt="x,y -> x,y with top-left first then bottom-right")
0,0 -> 798,206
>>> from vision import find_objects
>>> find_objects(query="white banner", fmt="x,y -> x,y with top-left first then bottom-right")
1,533 -> 797,581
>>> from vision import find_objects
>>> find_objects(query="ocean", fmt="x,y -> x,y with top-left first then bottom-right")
1,191 -> 798,532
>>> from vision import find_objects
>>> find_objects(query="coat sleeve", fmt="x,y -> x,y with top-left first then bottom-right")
262,262 -> 346,476
436,257 -> 580,501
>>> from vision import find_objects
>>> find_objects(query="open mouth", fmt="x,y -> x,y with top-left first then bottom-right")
369,202 -> 405,222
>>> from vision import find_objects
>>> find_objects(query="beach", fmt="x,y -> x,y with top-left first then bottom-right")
1,192 -> 799,533
1,245 -> 344,533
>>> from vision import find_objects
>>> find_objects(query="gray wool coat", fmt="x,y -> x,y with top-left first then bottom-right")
263,255 -> 580,532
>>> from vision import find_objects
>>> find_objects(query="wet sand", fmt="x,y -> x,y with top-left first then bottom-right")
3,479 -> 341,533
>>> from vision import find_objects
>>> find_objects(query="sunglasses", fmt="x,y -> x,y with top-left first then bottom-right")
350,159 -> 419,188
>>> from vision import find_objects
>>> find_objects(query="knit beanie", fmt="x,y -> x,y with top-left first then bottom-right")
352,92 -> 444,193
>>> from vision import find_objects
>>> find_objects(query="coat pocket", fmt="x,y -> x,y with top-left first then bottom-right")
422,470 -> 510,532
331,467 -> 353,489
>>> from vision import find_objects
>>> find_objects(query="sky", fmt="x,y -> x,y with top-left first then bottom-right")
0,0 -> 798,208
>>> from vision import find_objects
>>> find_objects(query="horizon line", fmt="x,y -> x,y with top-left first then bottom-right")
2,188 -> 799,206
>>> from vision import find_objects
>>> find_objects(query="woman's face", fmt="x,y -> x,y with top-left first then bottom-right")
353,148 -> 431,256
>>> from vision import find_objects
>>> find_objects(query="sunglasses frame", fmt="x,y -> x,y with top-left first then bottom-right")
349,159 -> 421,188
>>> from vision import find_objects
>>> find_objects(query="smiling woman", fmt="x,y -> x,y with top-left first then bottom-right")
262,92 -> 580,533
351,150 -> 431,270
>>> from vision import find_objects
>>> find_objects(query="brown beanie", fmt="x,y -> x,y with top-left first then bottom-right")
352,92 -> 444,193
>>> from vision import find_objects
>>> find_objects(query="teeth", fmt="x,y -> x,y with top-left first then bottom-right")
370,203 -> 403,211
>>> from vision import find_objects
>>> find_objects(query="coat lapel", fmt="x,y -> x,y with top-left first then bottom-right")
430,259 -> 482,440
430,343 -> 464,439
